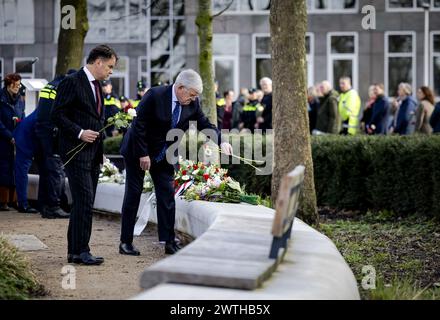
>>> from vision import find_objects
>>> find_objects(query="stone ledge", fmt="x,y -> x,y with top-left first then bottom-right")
27,175 -> 360,299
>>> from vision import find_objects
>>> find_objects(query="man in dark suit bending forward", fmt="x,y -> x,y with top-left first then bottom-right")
120,69 -> 233,255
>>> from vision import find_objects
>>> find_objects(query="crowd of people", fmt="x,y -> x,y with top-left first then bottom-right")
308,77 -> 440,136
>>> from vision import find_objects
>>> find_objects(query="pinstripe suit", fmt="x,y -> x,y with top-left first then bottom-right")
51,68 -> 105,256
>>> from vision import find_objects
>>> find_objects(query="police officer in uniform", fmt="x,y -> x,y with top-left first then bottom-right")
102,80 -> 121,138
34,71 -> 75,219
131,80 -> 148,108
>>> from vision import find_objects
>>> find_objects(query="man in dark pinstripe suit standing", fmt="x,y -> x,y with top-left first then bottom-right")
52,45 -> 118,265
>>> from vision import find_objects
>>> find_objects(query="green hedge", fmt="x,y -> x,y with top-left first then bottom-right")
104,134 -> 440,217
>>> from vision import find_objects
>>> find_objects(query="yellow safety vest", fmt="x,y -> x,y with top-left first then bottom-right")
104,96 -> 121,109
38,84 -> 57,100
338,89 -> 361,135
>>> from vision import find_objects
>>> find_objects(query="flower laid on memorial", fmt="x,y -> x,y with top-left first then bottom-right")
98,159 -> 124,184
174,158 -> 228,188
175,157 -> 259,205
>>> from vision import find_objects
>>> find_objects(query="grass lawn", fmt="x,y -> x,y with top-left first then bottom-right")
318,209 -> 440,300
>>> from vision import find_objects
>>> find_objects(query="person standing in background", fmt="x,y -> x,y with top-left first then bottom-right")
257,77 -> 273,131
338,77 -> 361,135
0,73 -> 25,211
415,86 -> 435,134
366,83 -> 389,135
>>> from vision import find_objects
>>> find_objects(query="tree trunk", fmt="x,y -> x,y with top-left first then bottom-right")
195,0 -> 217,125
270,0 -> 318,225
55,0 -> 88,77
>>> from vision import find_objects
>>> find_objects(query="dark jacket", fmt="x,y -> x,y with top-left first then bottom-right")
121,85 -> 221,162
430,102 -> 440,134
316,90 -> 340,134
368,95 -> 389,135
13,110 -> 37,158
35,76 -> 65,154
51,68 -> 105,165
261,93 -> 272,130
308,97 -> 320,133
0,87 -> 25,186
394,95 -> 417,135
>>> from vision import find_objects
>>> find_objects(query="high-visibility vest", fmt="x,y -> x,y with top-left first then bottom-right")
104,96 -> 121,109
131,99 -> 141,108
216,98 -> 226,108
338,89 -> 361,135
38,84 -> 57,100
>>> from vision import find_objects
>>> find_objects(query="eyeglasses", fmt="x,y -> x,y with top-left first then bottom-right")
10,82 -> 21,88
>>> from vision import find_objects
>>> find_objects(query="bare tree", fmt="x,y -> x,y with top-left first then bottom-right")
55,0 -> 88,76
270,0 -> 318,224
195,0 -> 234,124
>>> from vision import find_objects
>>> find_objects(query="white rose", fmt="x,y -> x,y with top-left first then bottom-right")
182,175 -> 190,181
127,108 -> 137,117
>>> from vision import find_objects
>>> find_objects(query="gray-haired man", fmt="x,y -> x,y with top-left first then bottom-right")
119,69 -> 232,255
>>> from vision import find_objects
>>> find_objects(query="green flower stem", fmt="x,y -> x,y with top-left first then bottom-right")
216,147 -> 263,172
64,123 -> 113,164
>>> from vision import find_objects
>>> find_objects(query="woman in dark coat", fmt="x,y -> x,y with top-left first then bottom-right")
0,73 -> 25,210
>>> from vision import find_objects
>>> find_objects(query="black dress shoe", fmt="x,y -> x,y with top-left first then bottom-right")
72,252 -> 104,265
0,204 -> 11,211
43,206 -> 69,219
165,241 -> 181,255
18,206 -> 39,214
68,254 -> 103,263
119,243 -> 140,256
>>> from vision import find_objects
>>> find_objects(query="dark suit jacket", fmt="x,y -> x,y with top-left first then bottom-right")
121,85 -> 221,161
51,68 -> 105,164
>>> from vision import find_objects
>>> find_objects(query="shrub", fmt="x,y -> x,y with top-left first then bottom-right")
104,132 -> 440,218
0,237 -> 45,299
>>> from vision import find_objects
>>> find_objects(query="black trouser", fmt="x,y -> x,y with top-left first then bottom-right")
65,160 -> 100,255
120,157 -> 175,244
36,137 -> 66,208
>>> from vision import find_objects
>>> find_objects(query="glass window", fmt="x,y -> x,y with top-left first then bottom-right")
256,36 -> 271,55
212,0 -> 270,13
388,57 -> 413,96
110,56 -> 129,97
388,35 -> 413,53
328,33 -> 358,91
148,0 -> 185,87
307,0 -> 358,12
0,0 -> 34,43
433,34 -> 440,96
253,34 -> 313,87
213,34 -> 239,95
331,35 -> 355,54
0,58 -> 3,83
385,33 -> 415,96
256,58 -> 272,85
56,0 -> 148,43
387,0 -> 440,10
13,58 -> 35,78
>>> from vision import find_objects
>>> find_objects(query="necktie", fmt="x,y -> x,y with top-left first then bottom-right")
92,80 -> 102,115
155,101 -> 181,163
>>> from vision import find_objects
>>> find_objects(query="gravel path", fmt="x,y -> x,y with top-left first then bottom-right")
0,210 -> 166,299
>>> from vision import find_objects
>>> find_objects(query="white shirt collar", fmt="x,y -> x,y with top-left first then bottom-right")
83,65 -> 96,82
172,84 -> 179,105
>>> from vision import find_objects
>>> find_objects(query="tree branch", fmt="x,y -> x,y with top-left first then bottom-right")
212,0 -> 234,18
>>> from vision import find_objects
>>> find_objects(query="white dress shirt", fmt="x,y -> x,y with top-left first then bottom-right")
78,66 -> 97,139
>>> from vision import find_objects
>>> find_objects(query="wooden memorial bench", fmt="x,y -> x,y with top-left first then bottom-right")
140,165 -> 305,290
